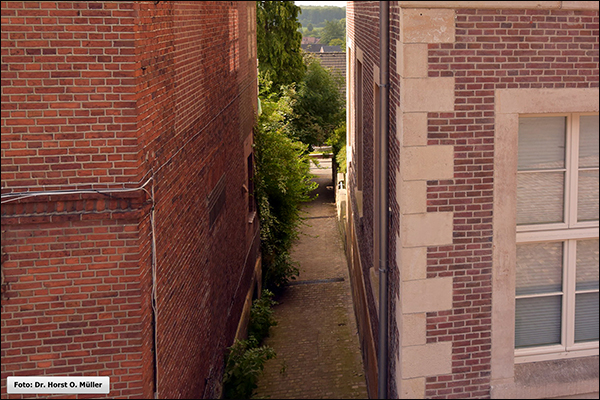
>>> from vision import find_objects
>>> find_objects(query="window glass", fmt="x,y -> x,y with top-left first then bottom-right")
578,170 -> 599,222
516,242 -> 563,296
579,115 -> 599,168
515,296 -> 562,348
575,292 -> 599,343
518,117 -> 566,170
517,172 -> 564,225
576,239 -> 599,291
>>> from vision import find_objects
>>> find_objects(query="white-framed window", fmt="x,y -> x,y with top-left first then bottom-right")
515,113 -> 599,362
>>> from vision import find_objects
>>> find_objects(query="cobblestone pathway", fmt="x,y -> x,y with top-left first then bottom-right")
254,159 -> 368,399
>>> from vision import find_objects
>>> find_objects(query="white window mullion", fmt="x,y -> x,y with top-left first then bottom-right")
564,115 -> 577,350
567,114 -> 580,228
564,239 -> 577,350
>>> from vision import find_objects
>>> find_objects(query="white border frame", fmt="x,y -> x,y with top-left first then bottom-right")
491,88 -> 599,390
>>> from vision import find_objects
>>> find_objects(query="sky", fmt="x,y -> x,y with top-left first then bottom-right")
295,1 -> 347,7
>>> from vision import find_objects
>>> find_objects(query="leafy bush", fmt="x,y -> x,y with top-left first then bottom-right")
288,56 -> 345,147
254,88 -> 317,291
336,145 -> 347,174
327,121 -> 346,174
248,289 -> 278,342
222,337 -> 276,399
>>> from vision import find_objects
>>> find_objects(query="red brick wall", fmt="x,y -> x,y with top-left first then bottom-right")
424,8 -> 598,399
134,2 -> 258,397
347,3 -> 598,399
1,199 -> 148,399
1,1 -> 139,191
2,1 -> 258,398
345,2 -> 382,398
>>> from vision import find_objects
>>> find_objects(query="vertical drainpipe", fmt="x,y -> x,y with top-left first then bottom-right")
378,1 -> 390,399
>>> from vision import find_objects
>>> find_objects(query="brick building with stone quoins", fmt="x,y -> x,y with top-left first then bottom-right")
344,1 -> 598,398
1,1 -> 260,398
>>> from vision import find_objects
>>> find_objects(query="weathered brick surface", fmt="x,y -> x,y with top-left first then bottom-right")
424,9 -> 598,399
1,1 -> 138,190
347,3 -> 598,399
2,1 -> 258,398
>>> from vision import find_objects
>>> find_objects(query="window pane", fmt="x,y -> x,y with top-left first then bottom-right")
515,296 -> 562,348
578,169 -> 599,222
579,115 -> 599,168
518,117 -> 566,170
517,172 -> 564,225
577,239 -> 600,291
575,292 -> 599,343
516,242 -> 563,296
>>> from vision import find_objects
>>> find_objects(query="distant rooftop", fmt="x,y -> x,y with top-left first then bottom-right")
301,44 -> 342,53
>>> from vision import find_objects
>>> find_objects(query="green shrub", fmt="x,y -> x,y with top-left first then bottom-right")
336,144 -> 347,174
248,290 -> 278,343
254,92 -> 317,291
222,337 -> 276,399
327,121 -> 346,174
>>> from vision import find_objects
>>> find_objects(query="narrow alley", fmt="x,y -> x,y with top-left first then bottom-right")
254,156 -> 368,399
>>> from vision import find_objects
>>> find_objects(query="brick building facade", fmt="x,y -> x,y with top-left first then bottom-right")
345,1 -> 598,398
1,1 -> 259,398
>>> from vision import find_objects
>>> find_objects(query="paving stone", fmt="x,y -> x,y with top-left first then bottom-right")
254,165 -> 368,399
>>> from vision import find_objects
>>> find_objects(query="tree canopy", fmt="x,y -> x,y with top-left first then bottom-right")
320,19 -> 346,46
298,5 -> 345,28
257,1 -> 306,91
288,56 -> 345,147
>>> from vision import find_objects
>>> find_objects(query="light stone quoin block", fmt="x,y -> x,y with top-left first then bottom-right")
401,77 -> 455,112
402,277 -> 453,313
402,8 -> 455,43
402,342 -> 452,378
399,180 -> 427,214
402,145 -> 454,181
401,313 -> 426,346
402,212 -> 454,247
399,245 -> 427,281
401,377 -> 425,399
399,43 -> 429,78
399,112 -> 428,146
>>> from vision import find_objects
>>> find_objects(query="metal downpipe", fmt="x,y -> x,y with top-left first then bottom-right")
377,1 -> 390,399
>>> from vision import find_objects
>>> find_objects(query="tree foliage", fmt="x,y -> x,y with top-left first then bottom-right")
320,19 -> 346,47
222,337 -> 276,399
257,1 -> 306,91
327,121 -> 347,174
298,5 -> 346,28
254,82 -> 317,290
288,56 -> 345,147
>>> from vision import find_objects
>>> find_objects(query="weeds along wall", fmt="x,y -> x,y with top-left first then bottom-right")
1,1 -> 259,398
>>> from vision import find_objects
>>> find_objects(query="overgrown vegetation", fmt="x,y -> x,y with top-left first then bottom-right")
222,3 -> 348,397
257,1 -> 306,91
298,5 -> 345,28
222,290 -> 278,399
222,337 -> 276,399
327,121 -> 347,174
298,5 -> 346,48
289,55 -> 345,148
255,79 -> 317,291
